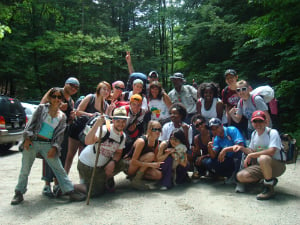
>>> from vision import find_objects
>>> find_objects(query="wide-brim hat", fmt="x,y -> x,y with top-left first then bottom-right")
112,107 -> 129,119
170,72 -> 185,80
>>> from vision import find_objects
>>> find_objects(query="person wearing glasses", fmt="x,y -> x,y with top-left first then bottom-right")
110,81 -> 125,102
234,111 -> 286,200
75,107 -> 129,197
190,114 -> 213,179
127,120 -> 163,190
64,81 -> 111,177
157,129 -> 189,190
40,77 -> 80,197
204,118 -> 246,193
229,80 -> 271,139
221,69 -> 247,137
11,88 -> 85,205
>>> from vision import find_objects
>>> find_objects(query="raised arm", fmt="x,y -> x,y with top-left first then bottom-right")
125,51 -> 134,75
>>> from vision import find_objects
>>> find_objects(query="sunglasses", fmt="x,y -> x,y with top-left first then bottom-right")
194,121 -> 204,128
252,119 -> 264,123
236,87 -> 248,93
51,95 -> 62,99
115,86 -> 125,91
151,127 -> 162,132
69,83 -> 79,90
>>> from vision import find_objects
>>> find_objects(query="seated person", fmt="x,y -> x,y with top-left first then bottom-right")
235,110 -> 286,200
202,118 -> 246,191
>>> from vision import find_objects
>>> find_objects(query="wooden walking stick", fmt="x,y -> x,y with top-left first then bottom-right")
86,117 -> 103,205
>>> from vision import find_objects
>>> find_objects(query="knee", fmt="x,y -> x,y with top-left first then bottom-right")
143,152 -> 155,162
236,170 -> 250,183
258,155 -> 272,165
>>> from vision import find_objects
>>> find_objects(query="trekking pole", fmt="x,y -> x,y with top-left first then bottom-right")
86,116 -> 103,205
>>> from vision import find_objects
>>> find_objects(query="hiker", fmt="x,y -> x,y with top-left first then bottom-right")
75,107 -> 129,197
235,110 -> 286,200
127,120 -> 163,190
203,118 -> 246,192
40,77 -> 79,197
229,80 -> 271,139
168,72 -> 197,124
11,87 -> 85,205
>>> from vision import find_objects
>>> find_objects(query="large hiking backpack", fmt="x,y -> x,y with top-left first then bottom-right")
239,85 -> 278,116
125,72 -> 148,95
280,133 -> 298,164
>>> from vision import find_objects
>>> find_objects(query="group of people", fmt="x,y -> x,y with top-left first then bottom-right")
11,53 -> 287,205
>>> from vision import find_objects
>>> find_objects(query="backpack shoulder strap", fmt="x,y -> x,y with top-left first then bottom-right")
186,85 -> 197,102
251,93 -> 259,107
124,91 -> 130,101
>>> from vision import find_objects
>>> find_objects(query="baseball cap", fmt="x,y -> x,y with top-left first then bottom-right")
112,107 -> 129,120
208,118 -> 222,127
148,71 -> 158,78
170,72 -> 185,80
251,110 -> 266,122
130,94 -> 143,103
133,79 -> 144,85
224,69 -> 237,77
65,77 -> 80,86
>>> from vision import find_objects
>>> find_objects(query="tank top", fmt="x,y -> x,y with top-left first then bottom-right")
200,97 -> 227,124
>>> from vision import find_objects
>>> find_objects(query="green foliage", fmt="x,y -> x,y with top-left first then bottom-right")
0,23 -> 11,39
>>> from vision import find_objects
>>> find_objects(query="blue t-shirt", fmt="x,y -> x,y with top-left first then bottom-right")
213,126 -> 245,157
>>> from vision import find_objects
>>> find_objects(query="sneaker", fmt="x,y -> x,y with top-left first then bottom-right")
235,182 -> 245,193
225,174 -> 236,185
256,185 -> 275,200
53,185 -> 62,198
11,191 -> 24,205
191,171 -> 200,179
160,186 -> 168,191
68,190 -> 86,202
42,185 -> 53,198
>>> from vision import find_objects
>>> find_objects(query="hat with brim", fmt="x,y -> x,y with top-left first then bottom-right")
251,110 -> 266,122
209,118 -> 222,127
112,107 -> 129,120
148,71 -> 158,78
170,72 -> 185,80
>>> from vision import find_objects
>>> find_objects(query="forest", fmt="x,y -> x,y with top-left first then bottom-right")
0,0 -> 299,141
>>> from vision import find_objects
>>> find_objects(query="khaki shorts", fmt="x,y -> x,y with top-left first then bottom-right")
244,158 -> 286,180
77,160 -> 127,197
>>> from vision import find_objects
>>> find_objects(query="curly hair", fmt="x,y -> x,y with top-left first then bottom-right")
169,103 -> 187,121
198,82 -> 219,98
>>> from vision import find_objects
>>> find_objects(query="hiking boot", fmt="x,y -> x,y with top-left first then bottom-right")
235,182 -> 246,193
68,190 -> 86,202
256,185 -> 275,200
11,191 -> 24,205
42,185 -> 53,198
131,171 -> 150,190
105,177 -> 116,193
191,171 -> 200,179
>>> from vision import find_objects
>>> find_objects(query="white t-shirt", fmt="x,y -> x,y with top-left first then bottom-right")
79,124 -> 126,167
148,98 -> 170,121
249,127 -> 286,161
159,121 -> 193,149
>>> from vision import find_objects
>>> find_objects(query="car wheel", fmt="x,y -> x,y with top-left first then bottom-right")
0,144 -> 13,152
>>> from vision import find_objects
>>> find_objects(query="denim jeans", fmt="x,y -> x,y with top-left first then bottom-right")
15,141 -> 74,194
42,126 -> 69,182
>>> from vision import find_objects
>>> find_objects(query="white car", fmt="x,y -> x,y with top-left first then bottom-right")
21,102 -> 38,122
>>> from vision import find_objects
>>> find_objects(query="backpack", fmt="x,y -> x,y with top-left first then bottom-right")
239,85 -> 278,115
253,128 -> 288,163
125,72 -> 148,95
280,133 -> 298,164
79,116 -> 124,149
